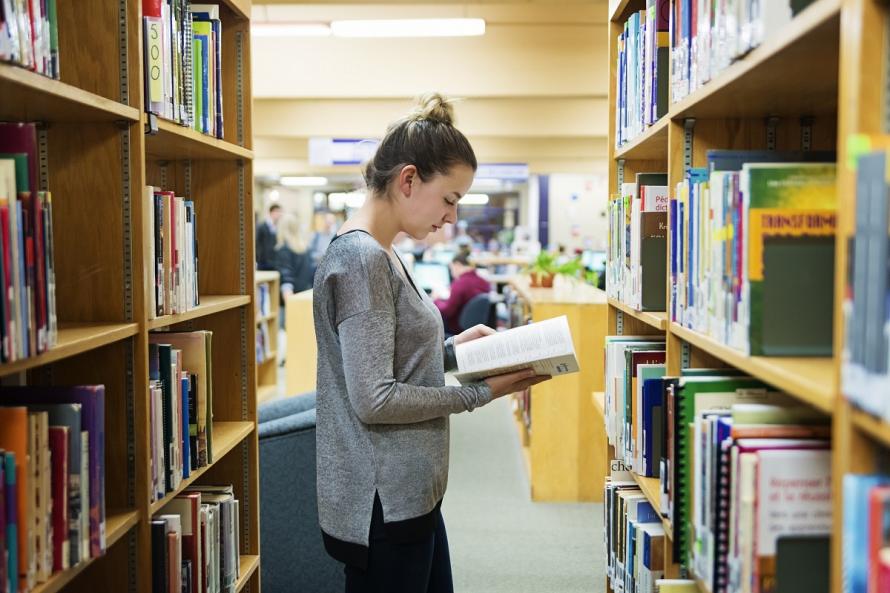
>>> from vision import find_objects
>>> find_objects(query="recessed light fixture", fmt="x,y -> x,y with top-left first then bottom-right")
251,23 -> 332,37
330,18 -> 485,38
461,193 -> 490,205
280,176 -> 328,187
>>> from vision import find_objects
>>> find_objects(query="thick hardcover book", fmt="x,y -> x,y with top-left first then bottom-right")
151,519 -> 168,593
48,426 -> 68,571
4,452 -> 18,593
0,408 -> 28,585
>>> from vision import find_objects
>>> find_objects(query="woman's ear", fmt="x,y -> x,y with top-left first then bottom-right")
397,165 -> 417,199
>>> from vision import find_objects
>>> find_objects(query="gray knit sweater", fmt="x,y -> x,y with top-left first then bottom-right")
312,230 -> 492,548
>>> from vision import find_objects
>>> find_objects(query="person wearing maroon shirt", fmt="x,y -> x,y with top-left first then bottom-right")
434,251 -> 492,335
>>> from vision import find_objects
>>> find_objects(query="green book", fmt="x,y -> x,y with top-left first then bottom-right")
742,163 -> 837,356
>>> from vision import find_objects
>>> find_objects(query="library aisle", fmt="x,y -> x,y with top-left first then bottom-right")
445,395 -> 603,593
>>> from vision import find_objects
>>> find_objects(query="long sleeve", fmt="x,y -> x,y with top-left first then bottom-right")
338,310 -> 491,424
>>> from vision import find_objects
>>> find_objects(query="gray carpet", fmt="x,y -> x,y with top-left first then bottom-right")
443,395 -> 605,593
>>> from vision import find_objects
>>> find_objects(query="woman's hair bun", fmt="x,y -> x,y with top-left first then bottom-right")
410,92 -> 455,125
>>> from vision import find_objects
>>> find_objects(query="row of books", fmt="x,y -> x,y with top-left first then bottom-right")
670,0 -> 819,104
605,469 -> 666,593
844,474 -> 890,593
604,336 -> 832,593
842,140 -> 890,420
0,122 -> 58,363
149,332 -> 214,504
668,151 -> 837,356
146,186 -> 200,320
0,386 -> 105,593
255,283 -> 271,320
614,0 -> 669,148
142,1 -> 224,138
152,484 -> 240,593
607,173 -> 668,312
255,323 -> 271,365
0,0 -> 59,79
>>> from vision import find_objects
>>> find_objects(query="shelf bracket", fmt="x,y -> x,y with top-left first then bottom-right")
159,162 -> 168,190
683,119 -> 696,171
236,31 -> 245,147
184,159 -> 192,198
766,116 -> 780,151
617,158 -> 625,188
36,123 -> 49,192
120,125 -> 134,324
681,341 -> 691,369
616,310 -> 624,335
800,116 -> 814,152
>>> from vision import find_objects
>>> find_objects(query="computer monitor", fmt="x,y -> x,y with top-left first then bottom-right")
413,262 -> 451,294
430,249 -> 456,265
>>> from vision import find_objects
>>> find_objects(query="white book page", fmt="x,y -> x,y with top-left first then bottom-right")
454,316 -> 577,382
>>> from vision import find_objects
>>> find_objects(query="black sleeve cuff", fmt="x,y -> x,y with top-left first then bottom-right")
443,336 -> 458,372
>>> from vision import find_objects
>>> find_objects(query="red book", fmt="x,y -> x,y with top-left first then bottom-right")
869,486 -> 890,593
48,427 -> 68,572
142,0 -> 162,18
0,203 -> 11,361
878,549 -> 890,593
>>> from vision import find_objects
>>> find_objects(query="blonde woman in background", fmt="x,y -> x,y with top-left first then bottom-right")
275,212 -> 314,303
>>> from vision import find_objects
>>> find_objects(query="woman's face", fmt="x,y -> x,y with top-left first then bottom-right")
395,163 -> 475,240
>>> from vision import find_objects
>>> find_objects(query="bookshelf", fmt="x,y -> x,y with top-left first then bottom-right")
604,1 -> 884,592
505,275 -> 609,501
0,1 -> 259,592
255,270 -> 280,404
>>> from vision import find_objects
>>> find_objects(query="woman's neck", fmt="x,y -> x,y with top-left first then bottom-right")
341,192 -> 402,251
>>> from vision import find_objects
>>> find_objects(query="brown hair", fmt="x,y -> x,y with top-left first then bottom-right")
364,93 -> 477,195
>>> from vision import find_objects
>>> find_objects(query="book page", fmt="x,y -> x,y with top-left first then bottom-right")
453,316 -> 578,383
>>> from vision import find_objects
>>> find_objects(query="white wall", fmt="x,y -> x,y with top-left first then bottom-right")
546,172 -> 609,253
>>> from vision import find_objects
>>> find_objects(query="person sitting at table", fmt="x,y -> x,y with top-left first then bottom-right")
434,250 -> 491,335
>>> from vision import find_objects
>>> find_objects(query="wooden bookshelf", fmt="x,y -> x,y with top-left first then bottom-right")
255,271 -> 280,402
670,323 -> 835,413
603,1 -> 875,591
0,1 -> 260,592
614,116 -> 670,160
608,298 -> 668,331
147,295 -> 251,330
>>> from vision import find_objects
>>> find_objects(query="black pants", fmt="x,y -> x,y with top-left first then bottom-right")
344,501 -> 454,593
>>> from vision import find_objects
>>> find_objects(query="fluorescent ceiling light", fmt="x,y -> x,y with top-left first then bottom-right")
461,193 -> 489,205
330,18 -> 485,38
280,176 -> 328,187
251,23 -> 332,37
471,178 -> 502,190
269,189 -> 280,202
329,191 -> 367,209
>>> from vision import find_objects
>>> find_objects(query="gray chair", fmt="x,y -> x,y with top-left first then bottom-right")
259,392 -> 344,593
458,292 -> 496,332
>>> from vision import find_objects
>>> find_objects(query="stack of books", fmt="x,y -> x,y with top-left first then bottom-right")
152,484 -> 240,593
671,0 -> 821,103
607,172 -> 669,312
0,386 -> 106,592
0,1 -> 59,79
145,186 -> 200,320
149,332 -> 214,503
670,151 -> 836,355
614,0 -> 670,148
0,123 -> 58,362
142,1 -> 224,138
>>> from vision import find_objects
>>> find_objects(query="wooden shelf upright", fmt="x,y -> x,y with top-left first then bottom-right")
603,1 -> 885,592
0,0 -> 260,591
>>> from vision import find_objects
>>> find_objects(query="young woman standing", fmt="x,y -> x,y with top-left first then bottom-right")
313,93 -> 550,593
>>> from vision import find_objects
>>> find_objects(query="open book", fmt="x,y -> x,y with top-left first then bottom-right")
453,315 -> 580,384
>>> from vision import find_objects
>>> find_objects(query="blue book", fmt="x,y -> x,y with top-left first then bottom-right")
843,474 -> 890,593
641,378 -> 664,477
15,201 -> 26,357
4,452 -> 17,593
181,374 -> 191,478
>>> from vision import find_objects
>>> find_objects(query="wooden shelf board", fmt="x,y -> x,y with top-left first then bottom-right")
0,64 -> 140,123
669,0 -> 840,119
257,384 -> 279,404
31,509 -> 139,593
235,555 -> 260,593
148,295 -> 251,330
696,576 -> 713,593
255,271 -> 280,284
670,323 -> 835,413
255,312 -> 278,324
222,0 -> 250,20
608,298 -> 668,331
145,117 -> 253,161
614,117 -> 669,161
851,409 -> 890,449
258,351 -> 278,365
150,421 -> 255,514
0,322 -> 139,377
593,391 -> 605,417
609,0 -> 645,22
632,473 -> 661,514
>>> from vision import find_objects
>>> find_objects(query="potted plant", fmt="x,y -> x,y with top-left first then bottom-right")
527,251 -> 558,288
